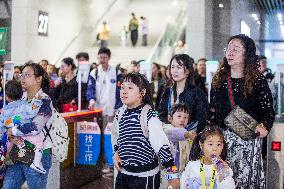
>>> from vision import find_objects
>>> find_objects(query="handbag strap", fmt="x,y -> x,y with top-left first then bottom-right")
227,72 -> 235,109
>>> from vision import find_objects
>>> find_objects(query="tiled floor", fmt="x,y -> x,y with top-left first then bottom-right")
79,175 -> 114,189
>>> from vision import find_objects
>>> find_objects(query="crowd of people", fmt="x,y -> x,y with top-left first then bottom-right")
0,34 -> 277,189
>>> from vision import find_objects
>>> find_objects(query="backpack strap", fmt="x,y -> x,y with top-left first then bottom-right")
43,108 -> 55,143
111,105 -> 127,150
140,104 -> 152,138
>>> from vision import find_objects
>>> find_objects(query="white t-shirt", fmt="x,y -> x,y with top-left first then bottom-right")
180,160 -> 236,189
90,66 -> 116,116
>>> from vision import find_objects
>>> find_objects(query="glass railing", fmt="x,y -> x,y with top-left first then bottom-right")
147,4 -> 187,64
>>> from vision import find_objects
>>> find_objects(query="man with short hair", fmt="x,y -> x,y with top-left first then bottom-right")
76,52 -> 90,109
194,58 -> 207,95
76,52 -> 89,62
129,13 -> 139,47
258,55 -> 274,82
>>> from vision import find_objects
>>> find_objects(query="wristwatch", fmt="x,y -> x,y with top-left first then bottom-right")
165,173 -> 179,180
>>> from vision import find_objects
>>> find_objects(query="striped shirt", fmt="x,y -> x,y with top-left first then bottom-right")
117,105 -> 174,173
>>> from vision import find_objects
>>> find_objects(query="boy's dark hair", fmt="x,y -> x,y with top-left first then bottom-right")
98,47 -> 111,57
123,72 -> 154,109
169,103 -> 191,117
189,126 -> 227,161
76,52 -> 89,61
197,58 -> 207,63
5,80 -> 23,101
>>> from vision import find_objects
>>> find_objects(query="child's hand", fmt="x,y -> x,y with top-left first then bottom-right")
168,178 -> 180,189
114,151 -> 122,171
184,131 -> 197,140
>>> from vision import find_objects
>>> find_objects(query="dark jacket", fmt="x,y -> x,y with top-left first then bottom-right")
151,79 -> 165,110
158,85 -> 208,133
55,76 -> 78,112
194,72 -> 207,95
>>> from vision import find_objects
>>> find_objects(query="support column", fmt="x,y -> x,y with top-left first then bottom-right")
186,0 -> 207,61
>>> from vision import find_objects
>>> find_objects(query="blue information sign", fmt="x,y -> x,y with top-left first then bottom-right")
76,121 -> 101,165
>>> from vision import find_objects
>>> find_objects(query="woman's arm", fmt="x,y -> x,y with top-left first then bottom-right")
148,115 -> 175,167
148,114 -> 179,188
255,75 -> 276,132
157,87 -> 170,123
208,85 -> 218,124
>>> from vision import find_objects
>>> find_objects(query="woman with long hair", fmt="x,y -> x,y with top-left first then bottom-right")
209,34 -> 275,188
158,54 -> 208,133
56,57 -> 78,112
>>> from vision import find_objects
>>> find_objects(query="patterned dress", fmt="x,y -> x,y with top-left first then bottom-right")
209,74 -> 275,189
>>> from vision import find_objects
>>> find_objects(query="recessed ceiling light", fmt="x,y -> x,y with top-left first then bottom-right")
280,21 -> 284,25
257,21 -> 261,25
219,3 -> 224,8
254,17 -> 259,21
251,13 -> 257,18
277,13 -> 282,18
278,17 -> 283,21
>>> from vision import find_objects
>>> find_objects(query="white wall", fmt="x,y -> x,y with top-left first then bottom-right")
186,0 -> 206,61
11,0 -> 129,65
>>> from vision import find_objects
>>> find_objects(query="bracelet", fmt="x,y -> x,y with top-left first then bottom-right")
167,165 -> 178,173
114,145 -> 119,152
165,173 -> 179,180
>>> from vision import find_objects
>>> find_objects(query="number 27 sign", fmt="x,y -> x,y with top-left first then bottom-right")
38,11 -> 48,36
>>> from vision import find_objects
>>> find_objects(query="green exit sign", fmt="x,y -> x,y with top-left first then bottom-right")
0,27 -> 8,55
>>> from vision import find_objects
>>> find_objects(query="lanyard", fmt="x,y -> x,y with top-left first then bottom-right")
200,157 -> 216,189
167,87 -> 173,113
227,72 -> 235,109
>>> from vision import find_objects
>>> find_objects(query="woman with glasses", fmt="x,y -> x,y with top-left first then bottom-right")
209,34 -> 275,188
3,62 -> 53,189
158,54 -> 208,134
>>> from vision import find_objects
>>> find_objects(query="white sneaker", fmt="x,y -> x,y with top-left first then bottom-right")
30,163 -> 46,174
102,166 -> 114,174
102,167 -> 111,174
